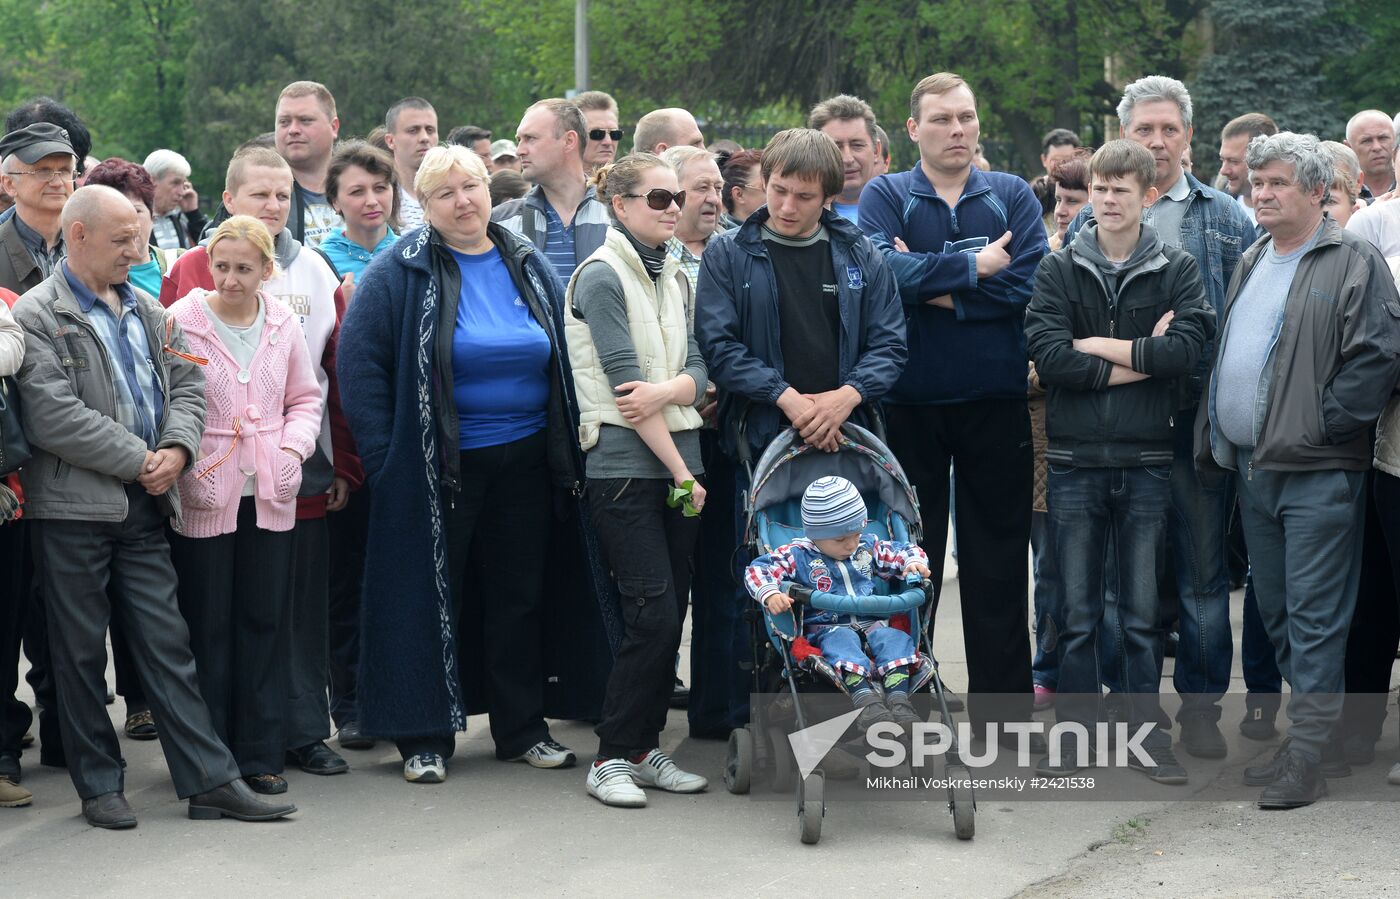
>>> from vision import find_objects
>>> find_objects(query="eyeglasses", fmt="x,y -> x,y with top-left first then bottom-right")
589,129 -> 623,142
10,168 -> 75,183
623,188 -> 686,210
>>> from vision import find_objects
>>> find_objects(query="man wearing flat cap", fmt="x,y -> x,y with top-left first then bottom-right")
0,123 -> 76,294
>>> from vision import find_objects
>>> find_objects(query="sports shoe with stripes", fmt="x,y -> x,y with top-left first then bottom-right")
628,749 -> 707,793
403,752 -> 446,784
587,759 -> 647,807
512,738 -> 577,769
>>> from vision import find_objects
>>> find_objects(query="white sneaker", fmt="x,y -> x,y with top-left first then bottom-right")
403,752 -> 447,784
1389,762 -> 1400,786
586,759 -> 647,807
512,738 -> 577,769
629,749 -> 708,793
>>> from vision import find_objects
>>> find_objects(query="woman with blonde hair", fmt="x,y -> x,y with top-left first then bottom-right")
167,215 -> 324,795
338,145 -> 587,784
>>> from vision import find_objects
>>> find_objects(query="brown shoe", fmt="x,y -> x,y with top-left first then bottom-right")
0,777 -> 31,808
124,709 -> 158,741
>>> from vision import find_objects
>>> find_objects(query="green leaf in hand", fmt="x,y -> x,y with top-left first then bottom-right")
666,479 -> 701,517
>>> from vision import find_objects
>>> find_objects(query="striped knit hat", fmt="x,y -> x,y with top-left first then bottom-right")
801,476 -> 868,539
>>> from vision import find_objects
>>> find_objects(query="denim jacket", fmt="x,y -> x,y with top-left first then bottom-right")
1067,170 -> 1257,407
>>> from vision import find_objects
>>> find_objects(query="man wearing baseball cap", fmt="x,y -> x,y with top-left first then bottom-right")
490,139 -> 520,173
0,122 -> 77,293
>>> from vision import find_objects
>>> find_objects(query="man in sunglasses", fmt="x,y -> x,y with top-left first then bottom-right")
492,98 -> 611,286
575,91 -> 620,174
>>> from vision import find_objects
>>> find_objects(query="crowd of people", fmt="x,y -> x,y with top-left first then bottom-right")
1,66 -> 1399,826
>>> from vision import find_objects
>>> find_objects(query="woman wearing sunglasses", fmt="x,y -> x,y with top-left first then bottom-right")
565,153 -> 710,808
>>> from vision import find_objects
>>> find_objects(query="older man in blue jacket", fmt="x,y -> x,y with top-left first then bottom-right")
859,71 -> 1047,740
695,128 -> 905,730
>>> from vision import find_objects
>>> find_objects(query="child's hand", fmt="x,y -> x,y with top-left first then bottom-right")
903,562 -> 931,580
764,592 -> 792,614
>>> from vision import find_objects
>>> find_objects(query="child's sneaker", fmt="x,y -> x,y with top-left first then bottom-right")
1033,685 -> 1055,711
511,738 -> 577,769
885,692 -> 922,726
628,749 -> 707,793
854,691 -> 895,730
587,759 -> 647,807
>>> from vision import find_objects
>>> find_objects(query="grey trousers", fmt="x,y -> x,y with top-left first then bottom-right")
31,485 -> 239,799
1233,449 -> 1365,761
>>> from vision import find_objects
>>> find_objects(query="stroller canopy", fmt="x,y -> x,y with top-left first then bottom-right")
749,424 -> 920,530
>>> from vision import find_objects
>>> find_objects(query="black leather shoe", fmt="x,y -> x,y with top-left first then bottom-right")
1243,739 -> 1292,786
336,721 -> 376,751
1257,750 -> 1327,809
0,752 -> 20,783
82,791 -> 137,829
1239,695 -> 1280,741
1178,712 -> 1227,759
189,779 -> 296,821
245,773 -> 288,795
669,676 -> 690,709
287,741 -> 349,775
1342,734 -> 1376,767
1319,740 -> 1352,780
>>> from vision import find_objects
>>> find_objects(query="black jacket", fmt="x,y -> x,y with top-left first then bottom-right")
1025,224 -> 1215,467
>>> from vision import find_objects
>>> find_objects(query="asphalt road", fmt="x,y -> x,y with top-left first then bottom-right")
4,550 -> 1399,897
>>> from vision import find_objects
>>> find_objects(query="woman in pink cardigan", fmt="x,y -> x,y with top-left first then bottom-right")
167,216 -> 324,795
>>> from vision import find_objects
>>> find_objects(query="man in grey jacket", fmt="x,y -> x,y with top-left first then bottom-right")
13,186 -> 295,828
1196,133 -> 1400,809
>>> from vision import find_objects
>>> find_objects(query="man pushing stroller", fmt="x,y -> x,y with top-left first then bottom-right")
745,476 -> 931,729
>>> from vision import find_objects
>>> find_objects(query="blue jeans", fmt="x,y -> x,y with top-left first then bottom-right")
1030,510 -> 1062,689
808,623 -> 918,678
1049,464 -> 1171,738
1233,449 -> 1365,761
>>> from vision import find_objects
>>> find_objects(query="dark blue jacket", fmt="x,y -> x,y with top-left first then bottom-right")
694,207 -> 905,461
859,163 -> 1047,405
337,224 -> 618,737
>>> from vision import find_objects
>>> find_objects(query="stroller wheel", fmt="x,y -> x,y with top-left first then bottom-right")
947,764 -> 976,840
768,726 -> 796,792
725,727 -> 754,794
798,771 -> 825,844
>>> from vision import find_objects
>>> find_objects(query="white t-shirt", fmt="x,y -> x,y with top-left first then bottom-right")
399,187 -> 424,231
1346,198 -> 1400,259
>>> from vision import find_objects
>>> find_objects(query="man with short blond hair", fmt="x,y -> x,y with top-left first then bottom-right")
274,80 -> 342,247
633,108 -> 705,155
385,97 -> 439,230
860,71 -> 1048,739
492,99 -> 609,284
808,94 -> 880,225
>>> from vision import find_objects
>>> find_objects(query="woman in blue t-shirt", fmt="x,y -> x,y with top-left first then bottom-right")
337,145 -> 584,785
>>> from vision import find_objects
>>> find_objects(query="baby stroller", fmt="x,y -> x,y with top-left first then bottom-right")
723,423 -> 975,843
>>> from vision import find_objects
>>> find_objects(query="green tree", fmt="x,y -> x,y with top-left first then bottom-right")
1191,0 -> 1358,177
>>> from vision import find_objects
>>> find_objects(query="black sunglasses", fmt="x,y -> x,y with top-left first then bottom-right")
623,188 -> 686,211
589,129 -> 624,142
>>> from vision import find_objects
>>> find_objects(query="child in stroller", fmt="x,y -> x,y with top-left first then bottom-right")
744,475 -> 931,730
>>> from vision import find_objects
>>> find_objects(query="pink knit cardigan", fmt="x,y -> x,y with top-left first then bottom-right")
169,289 -> 324,537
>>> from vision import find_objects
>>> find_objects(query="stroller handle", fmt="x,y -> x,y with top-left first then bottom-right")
787,582 -> 929,615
